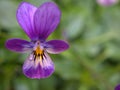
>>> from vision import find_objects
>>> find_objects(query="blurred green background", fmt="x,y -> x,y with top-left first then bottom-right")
0,0 -> 120,90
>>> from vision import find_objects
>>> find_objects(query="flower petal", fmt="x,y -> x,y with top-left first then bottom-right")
45,40 -> 69,54
115,84 -> 120,90
5,38 -> 33,53
97,0 -> 118,6
16,2 -> 37,40
34,2 -> 61,41
23,52 -> 54,79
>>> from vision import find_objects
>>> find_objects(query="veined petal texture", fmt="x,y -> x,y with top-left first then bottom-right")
23,51 -> 54,79
6,38 -> 33,53
17,2 -> 37,40
45,40 -> 69,54
34,2 -> 61,40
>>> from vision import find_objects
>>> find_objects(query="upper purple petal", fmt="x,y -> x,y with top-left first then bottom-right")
23,52 -> 54,79
34,2 -> 61,41
45,40 -> 69,54
16,2 -> 37,40
5,38 -> 33,53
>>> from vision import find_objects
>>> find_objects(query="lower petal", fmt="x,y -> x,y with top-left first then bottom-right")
23,52 -> 54,79
45,40 -> 69,54
5,38 -> 33,53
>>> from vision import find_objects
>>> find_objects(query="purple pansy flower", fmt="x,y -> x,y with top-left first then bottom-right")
115,84 -> 120,90
97,0 -> 118,6
5,2 -> 69,79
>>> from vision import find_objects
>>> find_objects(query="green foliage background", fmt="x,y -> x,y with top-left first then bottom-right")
0,0 -> 120,90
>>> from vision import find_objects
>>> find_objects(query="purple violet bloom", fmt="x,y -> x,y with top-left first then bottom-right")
97,0 -> 118,6
115,84 -> 120,90
5,2 -> 69,79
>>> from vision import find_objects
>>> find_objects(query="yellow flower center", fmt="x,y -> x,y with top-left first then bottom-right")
35,46 -> 43,56
32,41 -> 45,67
33,41 -> 44,58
